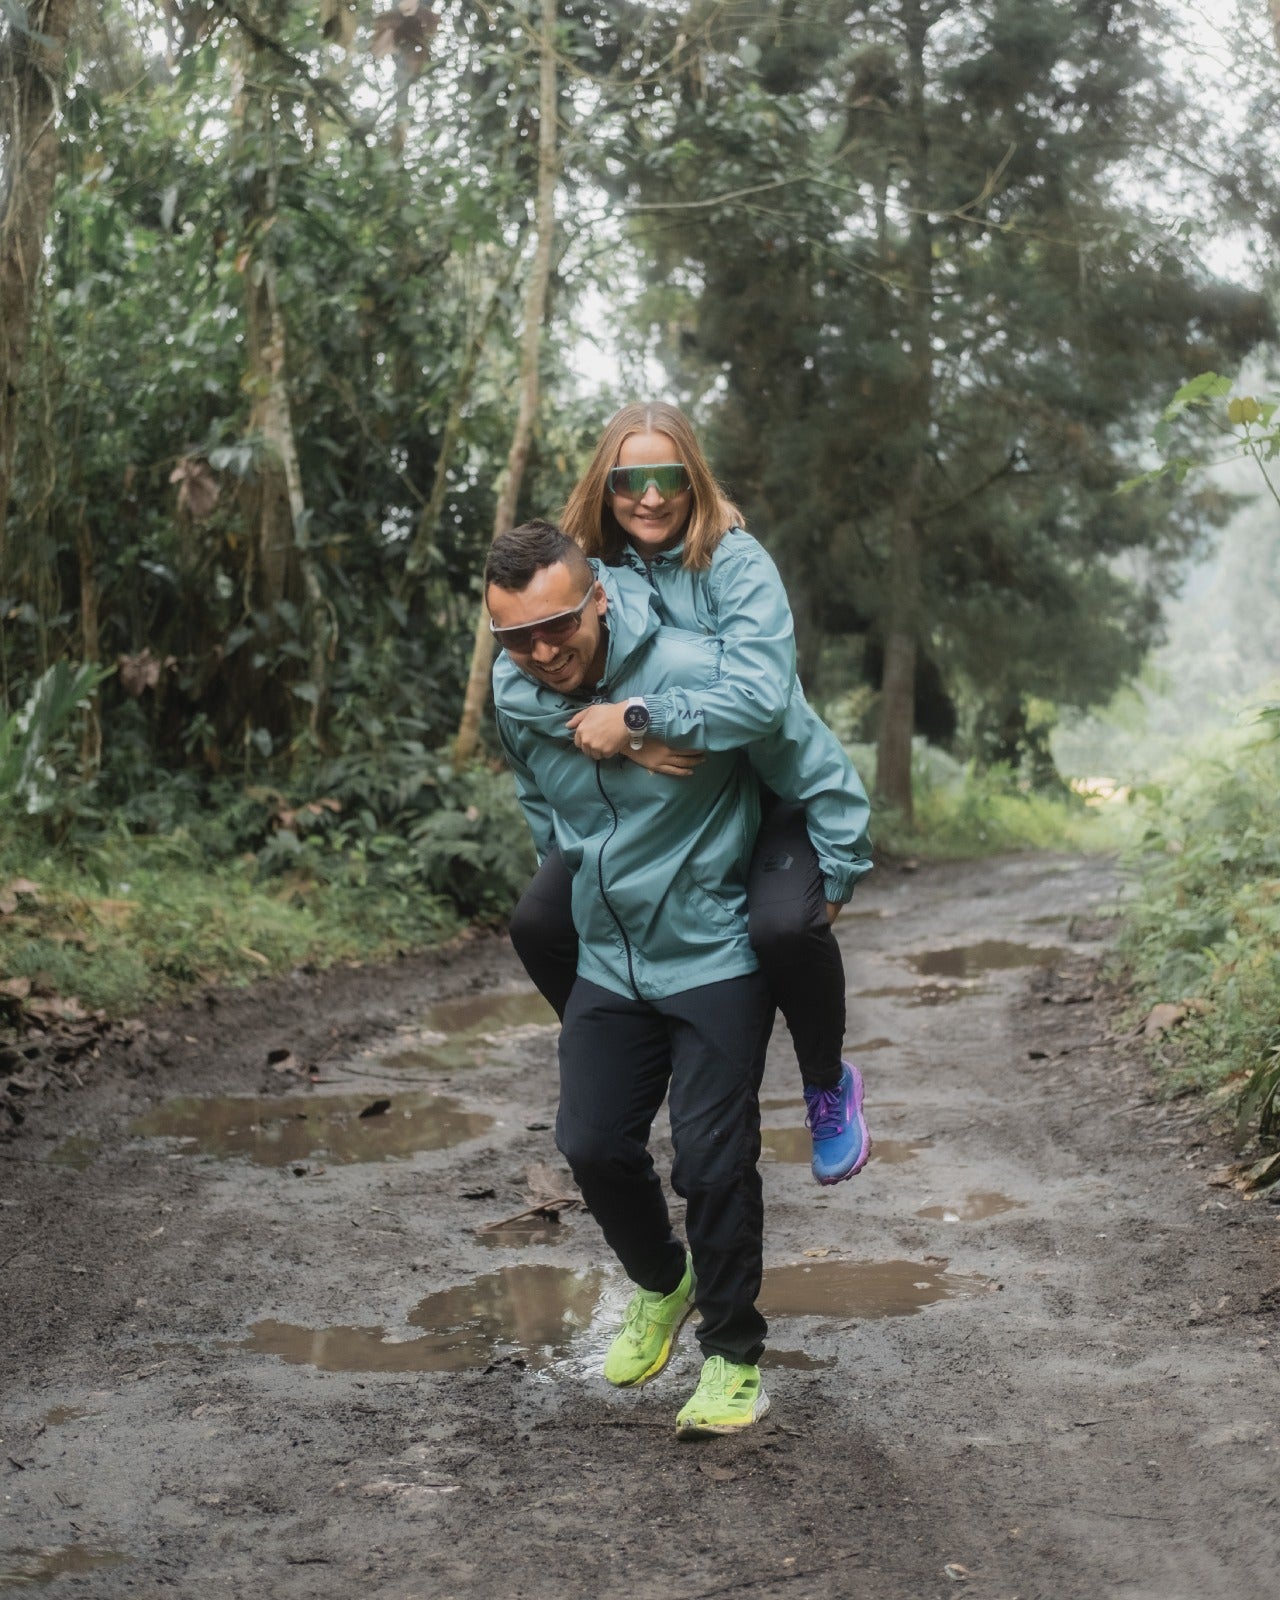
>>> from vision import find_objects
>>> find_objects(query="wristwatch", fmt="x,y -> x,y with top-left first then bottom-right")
622,697 -> 651,750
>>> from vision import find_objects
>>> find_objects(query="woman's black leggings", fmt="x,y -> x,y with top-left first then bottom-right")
508,801 -> 847,1092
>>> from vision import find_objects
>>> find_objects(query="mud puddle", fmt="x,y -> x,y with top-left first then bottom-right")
227,1257 -> 981,1378
762,1127 -> 931,1164
231,1264 -> 607,1373
0,1547 -> 129,1589
128,1089 -> 493,1165
917,1192 -> 1028,1223
903,940 -> 1066,978
377,991 -> 557,1073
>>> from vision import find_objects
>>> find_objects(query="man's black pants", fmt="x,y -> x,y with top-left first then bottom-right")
511,802 -> 847,1091
555,973 -> 773,1365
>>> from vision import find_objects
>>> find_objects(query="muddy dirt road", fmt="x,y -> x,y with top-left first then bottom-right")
3,854 -> 1279,1599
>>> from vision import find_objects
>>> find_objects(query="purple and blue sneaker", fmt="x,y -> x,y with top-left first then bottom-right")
803,1061 -> 871,1185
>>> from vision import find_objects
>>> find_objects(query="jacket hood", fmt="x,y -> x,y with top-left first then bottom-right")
492,561 -> 661,730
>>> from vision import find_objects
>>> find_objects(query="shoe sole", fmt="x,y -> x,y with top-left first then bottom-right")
813,1063 -> 871,1186
605,1295 -> 697,1388
675,1389 -> 771,1439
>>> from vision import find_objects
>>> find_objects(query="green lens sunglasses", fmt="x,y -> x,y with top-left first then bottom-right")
606,462 -> 691,499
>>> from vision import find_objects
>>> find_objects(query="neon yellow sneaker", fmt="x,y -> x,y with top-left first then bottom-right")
675,1355 -> 770,1438
602,1254 -> 696,1388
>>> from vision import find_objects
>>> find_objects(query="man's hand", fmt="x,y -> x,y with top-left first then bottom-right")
826,901 -> 843,925
623,741 -> 705,778
566,702 -> 630,758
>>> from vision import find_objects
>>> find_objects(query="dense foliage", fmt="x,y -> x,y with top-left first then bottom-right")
1117,708 -> 1280,1175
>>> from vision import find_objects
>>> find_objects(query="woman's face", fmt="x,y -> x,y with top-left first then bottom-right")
607,430 -> 693,557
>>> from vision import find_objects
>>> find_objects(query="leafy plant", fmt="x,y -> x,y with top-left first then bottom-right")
1116,703 -> 1280,1176
1121,372 -> 1280,509
0,662 -> 109,815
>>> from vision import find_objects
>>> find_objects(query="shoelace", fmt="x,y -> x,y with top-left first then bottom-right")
619,1286 -> 665,1343
804,1086 -> 846,1139
696,1356 -> 735,1399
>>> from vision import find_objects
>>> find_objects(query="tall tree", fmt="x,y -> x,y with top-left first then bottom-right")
612,0 -> 1270,815
0,0 -> 79,574
453,0 -> 560,767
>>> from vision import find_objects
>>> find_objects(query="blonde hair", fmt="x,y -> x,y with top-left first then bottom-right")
559,402 -> 744,571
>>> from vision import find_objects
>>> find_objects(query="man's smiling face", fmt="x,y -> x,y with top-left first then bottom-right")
487,561 -> 608,695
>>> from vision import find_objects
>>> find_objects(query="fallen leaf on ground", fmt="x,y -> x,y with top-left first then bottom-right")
88,899 -> 134,927
358,1098 -> 391,1119
1145,998 -> 1196,1036
943,1564 -> 970,1582
803,1247 -> 831,1258
525,1162 -> 568,1206
1240,1151 -> 1280,1192
26,996 -> 90,1023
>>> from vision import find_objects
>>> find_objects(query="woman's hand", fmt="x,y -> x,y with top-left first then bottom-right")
623,741 -> 705,778
826,901 -> 843,925
566,702 -> 630,758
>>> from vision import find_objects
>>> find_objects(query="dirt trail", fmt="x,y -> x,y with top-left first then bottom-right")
2,854 -> 1279,1599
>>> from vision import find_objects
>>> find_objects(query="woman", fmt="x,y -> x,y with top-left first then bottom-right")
507,401 -> 872,1185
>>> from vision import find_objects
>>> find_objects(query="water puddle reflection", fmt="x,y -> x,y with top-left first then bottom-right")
230,1255 -> 984,1376
762,1128 -> 931,1165
760,1259 -> 988,1319
761,1349 -> 836,1371
381,991 -> 557,1073
231,1265 -> 605,1373
904,941 -> 1066,979
917,1192 -> 1028,1223
41,1407 -> 92,1428
131,1091 -> 493,1166
0,1547 -> 129,1588
855,983 -> 986,1007
477,1219 -> 566,1248
46,1135 -> 99,1170
422,991 -> 557,1035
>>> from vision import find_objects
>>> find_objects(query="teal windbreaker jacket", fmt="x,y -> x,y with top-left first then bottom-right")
493,565 -> 872,1002
616,528 -> 796,753
616,530 -> 872,903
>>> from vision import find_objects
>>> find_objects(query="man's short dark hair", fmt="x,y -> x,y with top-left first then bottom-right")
484,520 -> 592,594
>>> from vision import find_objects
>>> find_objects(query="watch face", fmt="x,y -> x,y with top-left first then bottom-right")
622,703 -> 650,732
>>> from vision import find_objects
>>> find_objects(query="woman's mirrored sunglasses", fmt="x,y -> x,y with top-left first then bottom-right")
606,462 -> 691,499
488,588 -> 595,653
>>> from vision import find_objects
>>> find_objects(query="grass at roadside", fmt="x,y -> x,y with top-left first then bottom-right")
0,831 -> 463,1015
1112,708 -> 1280,1166
849,743 -> 1134,860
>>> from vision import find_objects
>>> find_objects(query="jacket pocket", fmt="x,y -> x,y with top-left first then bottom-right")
673,867 -> 744,935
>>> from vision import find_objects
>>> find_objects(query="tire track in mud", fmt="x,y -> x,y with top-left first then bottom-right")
2,854 -> 1279,1599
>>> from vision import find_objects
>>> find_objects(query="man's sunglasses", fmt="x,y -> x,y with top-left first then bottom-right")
606,462 -> 691,499
489,588 -> 595,653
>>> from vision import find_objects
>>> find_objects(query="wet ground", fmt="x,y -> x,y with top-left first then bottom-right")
2,854 -> 1279,1598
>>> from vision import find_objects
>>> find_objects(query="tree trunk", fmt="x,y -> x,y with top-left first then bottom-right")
0,0 -> 78,575
452,0 -> 559,768
874,0 -> 933,825
238,47 -> 331,742
400,242 -> 522,591
74,498 -> 101,769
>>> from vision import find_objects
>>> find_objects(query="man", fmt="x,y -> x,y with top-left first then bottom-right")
486,520 -> 867,1438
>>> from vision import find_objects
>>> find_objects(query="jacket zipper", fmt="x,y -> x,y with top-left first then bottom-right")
594,762 -> 640,999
